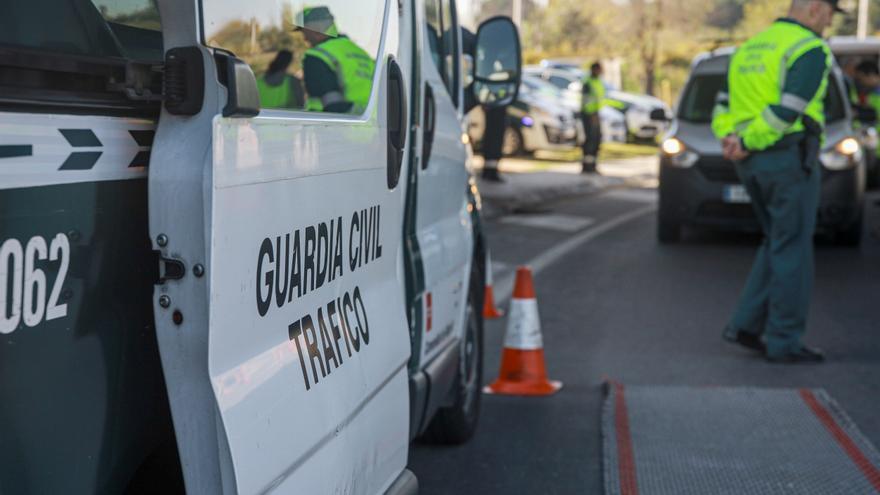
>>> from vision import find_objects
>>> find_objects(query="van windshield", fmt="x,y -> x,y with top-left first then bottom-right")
678,71 -> 847,124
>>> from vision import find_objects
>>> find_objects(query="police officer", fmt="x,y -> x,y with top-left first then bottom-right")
581,62 -> 606,173
712,0 -> 843,364
852,60 -> 880,124
295,7 -> 375,114
257,50 -> 305,110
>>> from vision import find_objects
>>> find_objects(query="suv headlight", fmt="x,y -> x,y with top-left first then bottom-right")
821,137 -> 862,171
661,137 -> 699,168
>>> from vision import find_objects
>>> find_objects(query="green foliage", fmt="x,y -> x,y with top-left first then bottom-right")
481,0 -> 878,102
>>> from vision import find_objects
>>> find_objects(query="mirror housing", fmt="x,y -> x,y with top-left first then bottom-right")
650,108 -> 670,122
215,51 -> 260,118
855,105 -> 878,126
466,16 -> 521,113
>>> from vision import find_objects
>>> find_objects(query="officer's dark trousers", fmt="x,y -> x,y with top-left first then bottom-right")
581,113 -> 601,170
728,145 -> 820,357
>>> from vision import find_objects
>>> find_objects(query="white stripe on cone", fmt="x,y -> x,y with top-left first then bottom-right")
503,298 -> 543,351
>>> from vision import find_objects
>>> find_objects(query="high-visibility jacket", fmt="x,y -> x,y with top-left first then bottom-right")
713,19 -> 832,151
582,76 -> 606,115
305,36 -> 375,113
257,75 -> 300,109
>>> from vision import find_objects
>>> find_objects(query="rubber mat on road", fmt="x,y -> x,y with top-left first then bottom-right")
602,383 -> 880,495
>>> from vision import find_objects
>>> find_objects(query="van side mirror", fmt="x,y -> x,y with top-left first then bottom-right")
214,51 -> 260,118
470,16 -> 521,110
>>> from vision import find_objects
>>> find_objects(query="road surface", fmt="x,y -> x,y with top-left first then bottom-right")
409,164 -> 880,494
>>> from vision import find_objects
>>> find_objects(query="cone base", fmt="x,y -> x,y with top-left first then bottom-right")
482,287 -> 504,320
483,379 -> 563,397
483,348 -> 562,397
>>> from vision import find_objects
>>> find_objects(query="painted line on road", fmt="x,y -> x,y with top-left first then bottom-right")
494,204 -> 657,305
499,213 -> 595,233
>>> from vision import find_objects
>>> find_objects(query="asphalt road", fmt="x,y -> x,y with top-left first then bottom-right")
408,177 -> 880,494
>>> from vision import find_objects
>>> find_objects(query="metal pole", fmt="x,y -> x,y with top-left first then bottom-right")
858,0 -> 869,40
512,0 -> 523,29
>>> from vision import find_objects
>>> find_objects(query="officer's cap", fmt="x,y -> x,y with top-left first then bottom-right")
293,6 -> 339,37
819,0 -> 846,14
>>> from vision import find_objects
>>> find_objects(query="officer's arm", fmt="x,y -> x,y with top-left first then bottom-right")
739,46 -> 830,151
711,74 -> 734,140
303,55 -> 352,113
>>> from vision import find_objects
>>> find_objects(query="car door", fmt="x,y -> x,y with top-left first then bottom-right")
408,0 -> 472,370
150,1 -> 412,493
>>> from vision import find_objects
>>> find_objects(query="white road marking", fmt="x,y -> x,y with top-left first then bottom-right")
603,188 -> 658,204
499,214 -> 596,233
494,204 -> 657,305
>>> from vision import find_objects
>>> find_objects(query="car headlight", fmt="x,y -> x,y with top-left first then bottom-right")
661,137 -> 699,168
821,137 -> 862,171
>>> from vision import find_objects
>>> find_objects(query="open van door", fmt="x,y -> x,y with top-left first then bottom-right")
150,1 -> 413,493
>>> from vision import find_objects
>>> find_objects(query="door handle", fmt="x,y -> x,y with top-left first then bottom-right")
422,84 -> 436,170
387,58 -> 407,189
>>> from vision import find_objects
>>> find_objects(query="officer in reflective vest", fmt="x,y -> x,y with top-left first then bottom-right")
295,7 -> 375,114
711,0 -> 843,364
257,50 -> 305,110
581,62 -> 605,173
852,60 -> 880,129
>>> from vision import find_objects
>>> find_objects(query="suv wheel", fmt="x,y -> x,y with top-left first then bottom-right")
420,286 -> 483,445
657,216 -> 681,243
836,215 -> 863,247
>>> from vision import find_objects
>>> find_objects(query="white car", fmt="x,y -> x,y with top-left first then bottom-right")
468,75 -> 579,155
523,67 -> 627,144
607,91 -> 672,141
0,1 -> 521,494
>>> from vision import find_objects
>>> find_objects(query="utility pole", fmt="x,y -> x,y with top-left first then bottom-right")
512,0 -> 523,29
858,0 -> 869,40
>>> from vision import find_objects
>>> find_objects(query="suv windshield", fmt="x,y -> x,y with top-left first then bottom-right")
679,69 -> 846,124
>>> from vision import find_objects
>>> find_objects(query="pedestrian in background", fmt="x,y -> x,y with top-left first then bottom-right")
581,62 -> 605,174
712,0 -> 844,363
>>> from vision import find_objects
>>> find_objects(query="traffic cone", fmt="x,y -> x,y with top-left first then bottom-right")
483,252 -> 504,319
484,266 -> 562,396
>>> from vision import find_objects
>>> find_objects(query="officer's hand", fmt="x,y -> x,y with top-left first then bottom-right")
722,135 -> 749,162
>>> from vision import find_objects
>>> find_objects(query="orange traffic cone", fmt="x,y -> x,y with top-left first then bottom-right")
484,266 -> 562,396
483,252 -> 504,319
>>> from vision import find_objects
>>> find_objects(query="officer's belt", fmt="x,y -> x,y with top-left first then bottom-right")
759,132 -> 806,152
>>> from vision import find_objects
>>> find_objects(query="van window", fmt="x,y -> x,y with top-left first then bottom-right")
679,71 -> 847,124
424,0 -> 459,106
202,0 -> 386,115
0,0 -> 163,114
0,0 -> 162,61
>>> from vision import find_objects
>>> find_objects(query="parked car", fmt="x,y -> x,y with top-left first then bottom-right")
0,0 -> 521,493
658,48 -> 867,246
539,59 -> 585,76
606,91 -> 672,141
468,75 -> 580,155
523,67 -> 627,143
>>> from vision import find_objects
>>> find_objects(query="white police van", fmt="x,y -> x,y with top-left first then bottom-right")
0,1 -> 520,493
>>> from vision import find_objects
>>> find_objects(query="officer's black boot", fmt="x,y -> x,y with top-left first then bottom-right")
482,160 -> 505,182
582,156 -> 598,174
